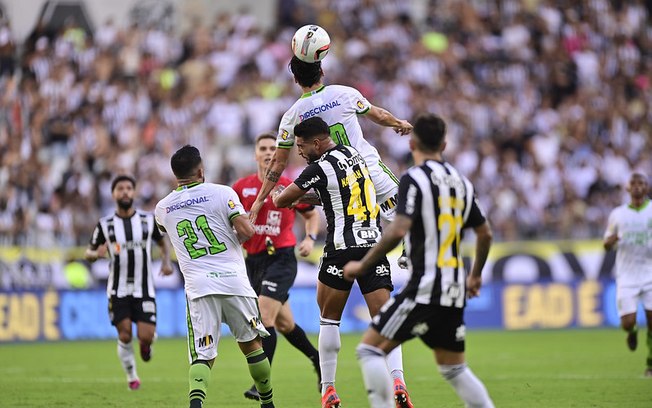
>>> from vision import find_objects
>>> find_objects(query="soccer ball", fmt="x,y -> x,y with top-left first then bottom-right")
291,25 -> 331,63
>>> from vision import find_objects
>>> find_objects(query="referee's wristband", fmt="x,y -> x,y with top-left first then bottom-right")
306,234 -> 318,241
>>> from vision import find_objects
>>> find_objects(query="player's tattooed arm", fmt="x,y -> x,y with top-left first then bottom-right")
294,191 -> 321,206
266,170 -> 281,183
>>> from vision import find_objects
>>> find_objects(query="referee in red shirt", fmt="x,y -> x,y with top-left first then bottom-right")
233,132 -> 322,400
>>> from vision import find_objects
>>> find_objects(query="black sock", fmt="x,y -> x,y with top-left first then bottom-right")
283,324 -> 319,362
262,327 -> 277,365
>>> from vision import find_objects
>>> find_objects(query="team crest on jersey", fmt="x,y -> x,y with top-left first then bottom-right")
228,199 -> 236,209
280,130 -> 289,140
356,100 -> 365,110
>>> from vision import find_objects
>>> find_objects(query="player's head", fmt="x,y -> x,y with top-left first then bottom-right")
411,113 -> 447,154
294,117 -> 332,163
626,171 -> 649,200
289,56 -> 323,88
171,145 -> 204,182
255,132 -> 277,168
111,175 -> 136,210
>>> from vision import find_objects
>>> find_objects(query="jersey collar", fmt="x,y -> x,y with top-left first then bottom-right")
301,84 -> 326,99
628,198 -> 650,211
175,181 -> 202,191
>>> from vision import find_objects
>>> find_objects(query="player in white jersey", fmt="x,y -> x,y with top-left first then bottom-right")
603,171 -> 652,377
249,56 -> 412,226
155,145 -> 276,408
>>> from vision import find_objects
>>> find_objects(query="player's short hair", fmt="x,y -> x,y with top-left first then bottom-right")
255,131 -> 276,146
294,117 -> 330,142
171,145 -> 202,179
111,175 -> 136,192
289,56 -> 323,88
413,113 -> 447,152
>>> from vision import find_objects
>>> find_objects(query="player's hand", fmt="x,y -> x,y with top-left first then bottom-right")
271,185 -> 287,206
466,275 -> 482,299
394,120 -> 413,136
160,261 -> 174,276
298,237 -> 314,257
604,234 -> 619,250
343,261 -> 363,282
249,199 -> 264,222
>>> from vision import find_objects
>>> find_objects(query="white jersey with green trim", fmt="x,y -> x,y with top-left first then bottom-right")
604,199 -> 652,287
277,84 -> 399,211
155,182 -> 256,300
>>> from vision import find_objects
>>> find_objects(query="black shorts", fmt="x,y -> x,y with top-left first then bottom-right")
318,247 -> 393,294
245,247 -> 297,303
108,296 -> 157,326
371,291 -> 465,352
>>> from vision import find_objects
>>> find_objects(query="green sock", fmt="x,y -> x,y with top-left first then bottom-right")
647,330 -> 652,368
246,348 -> 273,404
189,362 -> 211,404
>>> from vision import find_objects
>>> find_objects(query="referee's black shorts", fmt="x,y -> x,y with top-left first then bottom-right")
245,246 -> 297,303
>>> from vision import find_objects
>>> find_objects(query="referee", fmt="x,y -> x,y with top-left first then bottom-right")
85,175 -> 173,390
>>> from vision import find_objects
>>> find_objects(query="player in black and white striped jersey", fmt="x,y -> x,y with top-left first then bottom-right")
343,113 -> 495,408
273,117 -> 412,408
85,175 -> 173,390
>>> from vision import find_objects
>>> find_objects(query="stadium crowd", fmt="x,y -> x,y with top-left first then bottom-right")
0,0 -> 650,247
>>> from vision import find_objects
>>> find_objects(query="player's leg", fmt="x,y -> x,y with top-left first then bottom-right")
617,285 -> 639,351
358,256 -> 409,392
110,297 -> 140,389
317,281 -> 349,404
427,306 -> 494,408
134,297 -> 157,362
276,300 -> 321,388
186,295 -> 221,408
372,164 -> 408,269
224,295 -> 275,408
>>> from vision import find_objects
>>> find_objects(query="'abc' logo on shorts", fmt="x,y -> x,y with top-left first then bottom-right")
326,265 -> 343,278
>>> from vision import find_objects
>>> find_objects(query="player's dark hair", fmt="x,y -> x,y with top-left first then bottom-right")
111,175 -> 136,192
171,145 -> 202,179
413,113 -> 447,152
294,117 -> 330,142
289,56 -> 323,88
255,131 -> 276,145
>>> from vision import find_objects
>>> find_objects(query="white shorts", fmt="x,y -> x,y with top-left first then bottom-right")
616,281 -> 652,317
186,294 -> 269,362
369,161 -> 399,223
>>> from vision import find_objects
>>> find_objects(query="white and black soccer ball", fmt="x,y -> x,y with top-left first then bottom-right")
291,25 -> 331,63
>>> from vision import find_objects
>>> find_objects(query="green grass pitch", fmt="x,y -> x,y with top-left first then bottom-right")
0,329 -> 650,407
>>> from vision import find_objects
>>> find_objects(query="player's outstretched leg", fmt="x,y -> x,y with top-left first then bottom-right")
117,340 -> 140,390
246,348 -> 274,407
440,363 -> 494,408
188,360 -> 211,408
357,343 -> 394,408
244,327 -> 277,401
386,345 -> 414,408
319,317 -> 341,407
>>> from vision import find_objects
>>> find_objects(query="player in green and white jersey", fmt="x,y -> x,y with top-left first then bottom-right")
155,145 -> 275,408
249,56 -> 412,225
603,171 -> 652,377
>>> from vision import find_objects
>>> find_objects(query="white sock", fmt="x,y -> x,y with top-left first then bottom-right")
439,364 -> 494,408
356,344 -> 394,408
117,340 -> 138,381
387,345 -> 405,383
319,317 -> 341,395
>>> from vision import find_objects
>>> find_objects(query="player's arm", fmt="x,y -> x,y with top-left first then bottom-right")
85,222 -> 106,263
343,214 -> 411,281
232,214 -> 255,243
603,212 -> 619,251
250,147 -> 291,221
365,105 -> 412,135
466,221 -> 492,299
154,228 -> 174,276
297,207 -> 320,257
273,183 -> 306,208
294,191 -> 321,206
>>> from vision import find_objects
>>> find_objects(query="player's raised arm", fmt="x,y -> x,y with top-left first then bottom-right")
365,105 -> 413,135
249,147 -> 291,221
272,183 -> 305,209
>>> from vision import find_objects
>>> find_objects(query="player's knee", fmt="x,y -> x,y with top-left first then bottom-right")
118,332 -> 132,344
355,343 -> 386,361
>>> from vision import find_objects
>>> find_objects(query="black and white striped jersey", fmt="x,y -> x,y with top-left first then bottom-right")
397,160 -> 486,308
294,144 -> 382,254
89,210 -> 164,299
